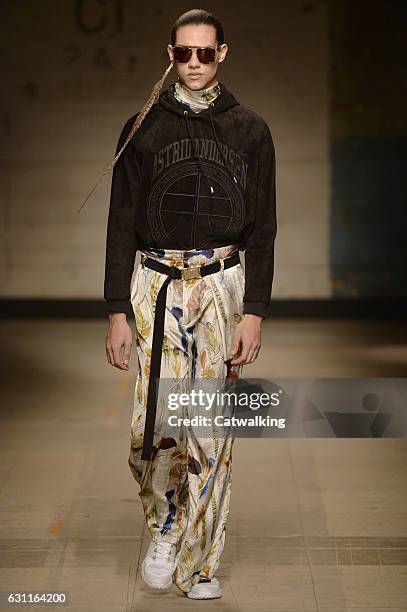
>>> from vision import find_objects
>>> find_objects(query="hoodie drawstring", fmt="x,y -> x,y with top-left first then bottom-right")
183,104 -> 239,192
208,102 -> 238,185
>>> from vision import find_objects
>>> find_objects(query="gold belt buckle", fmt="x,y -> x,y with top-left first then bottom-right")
181,264 -> 202,280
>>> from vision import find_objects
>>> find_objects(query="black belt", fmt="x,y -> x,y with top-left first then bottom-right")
140,250 -> 241,460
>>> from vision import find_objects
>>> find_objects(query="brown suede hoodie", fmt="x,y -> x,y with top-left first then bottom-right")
104,80 -> 277,318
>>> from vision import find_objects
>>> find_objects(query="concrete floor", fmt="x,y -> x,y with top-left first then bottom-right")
0,318 -> 406,611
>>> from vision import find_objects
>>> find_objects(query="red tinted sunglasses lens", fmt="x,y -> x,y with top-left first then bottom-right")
173,47 -> 192,63
197,48 -> 216,63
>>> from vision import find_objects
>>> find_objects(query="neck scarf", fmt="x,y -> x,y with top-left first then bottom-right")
173,79 -> 221,113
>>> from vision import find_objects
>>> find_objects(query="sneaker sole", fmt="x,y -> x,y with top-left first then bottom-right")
187,588 -> 222,599
141,558 -> 173,590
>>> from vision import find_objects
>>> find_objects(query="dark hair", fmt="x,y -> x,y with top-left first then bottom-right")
78,10 -> 224,212
170,9 -> 224,47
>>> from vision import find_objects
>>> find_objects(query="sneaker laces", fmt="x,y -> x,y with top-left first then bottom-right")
152,539 -> 174,561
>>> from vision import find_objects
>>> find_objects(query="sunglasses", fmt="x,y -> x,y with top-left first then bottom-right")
171,44 -> 221,64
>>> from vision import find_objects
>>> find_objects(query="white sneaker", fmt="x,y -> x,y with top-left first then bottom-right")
187,574 -> 222,599
141,538 -> 176,590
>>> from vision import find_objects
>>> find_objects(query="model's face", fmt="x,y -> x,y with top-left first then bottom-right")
167,24 -> 228,90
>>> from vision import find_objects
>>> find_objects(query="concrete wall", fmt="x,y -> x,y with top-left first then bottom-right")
1,0 -> 331,301
329,0 -> 407,297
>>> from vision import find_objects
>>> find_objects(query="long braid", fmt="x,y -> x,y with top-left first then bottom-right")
77,59 -> 174,213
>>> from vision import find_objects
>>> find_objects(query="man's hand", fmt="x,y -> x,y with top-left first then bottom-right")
106,312 -> 133,370
229,314 -> 262,365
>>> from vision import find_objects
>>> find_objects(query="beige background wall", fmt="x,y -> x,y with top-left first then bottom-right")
0,0 -> 331,301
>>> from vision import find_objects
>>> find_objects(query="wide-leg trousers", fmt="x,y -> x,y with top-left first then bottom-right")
128,244 -> 245,593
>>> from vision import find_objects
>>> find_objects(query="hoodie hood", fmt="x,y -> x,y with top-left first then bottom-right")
158,81 -> 241,188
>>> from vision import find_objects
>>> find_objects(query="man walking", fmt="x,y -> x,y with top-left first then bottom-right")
104,9 -> 277,600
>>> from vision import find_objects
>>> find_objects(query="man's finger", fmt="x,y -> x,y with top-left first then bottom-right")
230,341 -> 251,365
247,342 -> 261,363
112,343 -> 126,369
106,340 -> 114,366
106,344 -> 112,366
246,348 -> 256,363
122,339 -> 132,367
229,332 -> 242,357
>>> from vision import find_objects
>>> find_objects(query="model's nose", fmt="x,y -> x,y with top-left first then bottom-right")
188,51 -> 201,67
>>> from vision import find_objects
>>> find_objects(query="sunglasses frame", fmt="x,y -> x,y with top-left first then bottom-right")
170,44 -> 222,64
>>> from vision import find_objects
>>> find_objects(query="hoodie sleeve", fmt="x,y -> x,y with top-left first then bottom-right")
242,122 -> 277,319
104,115 -> 140,316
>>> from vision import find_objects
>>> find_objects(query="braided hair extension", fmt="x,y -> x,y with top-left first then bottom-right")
78,9 -> 224,213
77,59 -> 174,213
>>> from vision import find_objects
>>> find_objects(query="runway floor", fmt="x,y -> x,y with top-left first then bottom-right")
0,318 -> 406,611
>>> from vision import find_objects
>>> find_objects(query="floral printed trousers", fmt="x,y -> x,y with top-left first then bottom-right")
128,244 -> 245,593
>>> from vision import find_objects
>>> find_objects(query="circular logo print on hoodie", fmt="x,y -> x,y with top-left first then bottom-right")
147,159 -> 245,249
